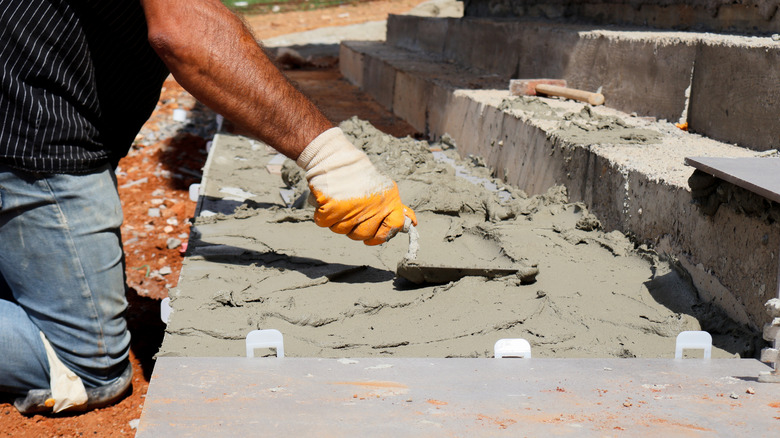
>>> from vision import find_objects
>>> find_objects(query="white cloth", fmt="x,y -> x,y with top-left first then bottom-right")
39,332 -> 88,412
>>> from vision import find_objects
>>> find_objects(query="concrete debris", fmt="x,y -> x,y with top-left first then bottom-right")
766,298 -> 780,318
119,177 -> 148,189
764,320 -> 780,342
516,266 -> 539,284
147,208 -> 161,218
167,238 -> 182,250
759,298 -> 779,383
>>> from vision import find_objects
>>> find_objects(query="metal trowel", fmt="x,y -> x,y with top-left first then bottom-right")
396,218 -> 536,284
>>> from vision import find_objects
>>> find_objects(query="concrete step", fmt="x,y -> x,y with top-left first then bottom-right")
463,0 -> 780,35
340,37 -> 777,331
384,15 -> 780,152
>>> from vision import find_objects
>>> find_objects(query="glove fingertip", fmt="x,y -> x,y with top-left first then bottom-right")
403,206 -> 418,226
363,237 -> 385,246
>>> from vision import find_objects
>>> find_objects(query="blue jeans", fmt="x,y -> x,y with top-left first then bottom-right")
0,164 -> 130,394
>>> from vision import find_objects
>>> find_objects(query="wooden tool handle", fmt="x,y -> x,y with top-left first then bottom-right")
534,84 -> 605,106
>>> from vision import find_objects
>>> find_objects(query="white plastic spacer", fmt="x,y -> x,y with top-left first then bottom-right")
160,297 -> 172,324
675,331 -> 712,359
189,183 -> 201,202
494,338 -> 532,358
246,329 -> 285,358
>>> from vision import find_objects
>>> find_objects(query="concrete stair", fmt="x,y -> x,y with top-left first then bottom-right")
339,15 -> 780,331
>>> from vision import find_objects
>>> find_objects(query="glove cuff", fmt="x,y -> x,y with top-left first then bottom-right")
296,127 -> 345,171
296,126 -> 392,201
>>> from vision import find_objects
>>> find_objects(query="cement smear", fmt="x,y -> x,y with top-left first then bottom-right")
500,97 -> 662,146
160,118 -> 755,359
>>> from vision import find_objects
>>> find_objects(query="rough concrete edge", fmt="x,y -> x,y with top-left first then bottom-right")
384,15 -> 780,151
165,132 -> 224,335
340,40 -> 774,332
192,134 -> 222,219
688,41 -> 780,151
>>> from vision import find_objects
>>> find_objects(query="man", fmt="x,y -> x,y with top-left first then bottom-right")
0,0 -> 416,414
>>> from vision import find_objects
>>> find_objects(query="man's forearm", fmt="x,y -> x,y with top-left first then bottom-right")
139,0 -> 332,159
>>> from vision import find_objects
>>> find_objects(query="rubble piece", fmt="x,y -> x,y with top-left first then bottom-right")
767,298 -> 780,317
119,177 -> 148,189
760,348 -> 779,363
172,109 -> 188,122
266,153 -> 287,175
147,208 -> 161,218
167,238 -> 182,250
764,320 -> 780,341
279,189 -> 296,207
758,298 -> 780,383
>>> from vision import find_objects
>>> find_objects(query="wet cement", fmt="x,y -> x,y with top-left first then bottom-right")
500,96 -> 662,146
160,118 -> 755,359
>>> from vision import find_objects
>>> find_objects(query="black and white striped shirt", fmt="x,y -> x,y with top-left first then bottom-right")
0,0 -> 169,173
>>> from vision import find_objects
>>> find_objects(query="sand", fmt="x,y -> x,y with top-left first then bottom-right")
159,118 -> 755,359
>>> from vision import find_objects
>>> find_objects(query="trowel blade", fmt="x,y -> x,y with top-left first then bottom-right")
396,260 -> 519,284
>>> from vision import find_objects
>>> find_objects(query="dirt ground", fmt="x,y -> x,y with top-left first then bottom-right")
0,1 -> 422,436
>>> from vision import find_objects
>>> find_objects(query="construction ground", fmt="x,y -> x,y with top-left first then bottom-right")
3,0 -> 780,436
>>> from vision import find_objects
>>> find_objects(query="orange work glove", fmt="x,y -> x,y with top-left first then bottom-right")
296,127 -> 417,245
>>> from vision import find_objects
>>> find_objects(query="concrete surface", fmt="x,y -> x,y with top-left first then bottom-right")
138,357 -> 777,436
160,122 -> 761,360
261,0 -> 464,58
689,41 -> 780,150
159,2 -> 777,366
463,0 -> 780,34
383,15 -> 780,151
340,19 -> 780,330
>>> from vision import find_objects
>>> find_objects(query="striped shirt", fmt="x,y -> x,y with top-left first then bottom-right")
0,0 -> 169,173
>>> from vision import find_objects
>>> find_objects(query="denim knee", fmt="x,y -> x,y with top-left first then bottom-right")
0,164 -> 130,388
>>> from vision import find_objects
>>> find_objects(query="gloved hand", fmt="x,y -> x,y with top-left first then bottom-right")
296,127 -> 417,246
